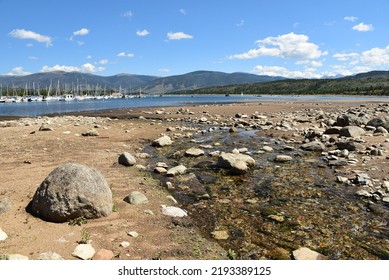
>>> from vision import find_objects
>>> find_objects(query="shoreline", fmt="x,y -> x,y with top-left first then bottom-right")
1,100 -> 389,260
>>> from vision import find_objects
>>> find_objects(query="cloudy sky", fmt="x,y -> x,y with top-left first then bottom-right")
2,0 -> 389,78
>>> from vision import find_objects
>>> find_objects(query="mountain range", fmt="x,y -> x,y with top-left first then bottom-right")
1,70 -> 389,95
0,70 -> 283,94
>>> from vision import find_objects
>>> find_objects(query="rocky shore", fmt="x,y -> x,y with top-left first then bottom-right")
1,99 -> 389,260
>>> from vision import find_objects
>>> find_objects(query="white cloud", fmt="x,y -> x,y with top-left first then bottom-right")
40,63 -> 105,73
352,22 -> 374,32
236,20 -> 245,27
167,32 -> 193,40
9,29 -> 52,47
295,60 -> 323,68
180,9 -> 187,15
99,59 -> 109,65
344,16 -> 358,22
5,66 -> 32,76
360,46 -> 389,65
117,52 -> 135,58
73,28 -> 89,36
136,29 -> 150,37
229,32 -> 327,60
333,52 -> 359,61
122,10 -> 133,18
158,68 -> 171,73
252,65 -> 321,78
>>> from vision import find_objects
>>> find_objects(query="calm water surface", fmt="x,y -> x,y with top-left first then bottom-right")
0,94 -> 388,117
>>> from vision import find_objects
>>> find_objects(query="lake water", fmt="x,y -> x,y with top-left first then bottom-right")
0,94 -> 388,117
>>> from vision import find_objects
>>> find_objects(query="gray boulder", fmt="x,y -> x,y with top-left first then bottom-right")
301,141 -> 326,152
118,152 -> 136,166
367,116 -> 389,131
152,135 -> 173,147
217,152 -> 255,175
124,191 -> 149,205
339,126 -> 365,138
28,163 -> 113,223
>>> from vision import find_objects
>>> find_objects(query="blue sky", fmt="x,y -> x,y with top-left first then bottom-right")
2,0 -> 389,78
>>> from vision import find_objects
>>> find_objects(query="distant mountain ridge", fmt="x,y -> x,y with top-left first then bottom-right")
1,70 -> 389,95
0,70 -> 283,94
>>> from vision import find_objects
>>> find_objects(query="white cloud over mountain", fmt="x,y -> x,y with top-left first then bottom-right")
9,29 -> 52,47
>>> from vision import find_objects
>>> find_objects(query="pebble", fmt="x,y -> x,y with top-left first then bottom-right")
127,231 -> 139,238
292,247 -> 327,260
120,241 -> 130,248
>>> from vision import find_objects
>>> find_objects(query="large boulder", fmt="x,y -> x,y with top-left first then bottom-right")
152,135 -> 173,147
28,163 -> 113,223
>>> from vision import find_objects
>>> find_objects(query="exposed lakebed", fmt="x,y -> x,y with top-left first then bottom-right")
145,126 -> 389,260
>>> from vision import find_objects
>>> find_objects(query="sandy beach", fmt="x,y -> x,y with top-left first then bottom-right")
1,99 -> 389,260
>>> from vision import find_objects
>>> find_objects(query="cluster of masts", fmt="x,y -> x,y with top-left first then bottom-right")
0,81 -> 144,103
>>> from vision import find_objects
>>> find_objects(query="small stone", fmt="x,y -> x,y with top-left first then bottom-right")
4,254 -> 29,260
144,209 -> 154,215
161,205 -> 187,217
211,230 -> 229,240
39,124 -> 53,131
120,241 -> 130,248
166,165 -> 187,177
268,214 -> 285,222
81,129 -> 99,137
124,191 -> 148,205
0,197 -> 12,213
262,146 -> 273,152
356,189 -> 372,197
154,167 -> 168,174
92,249 -> 114,260
293,247 -> 327,260
118,152 -> 136,166
0,228 -> 8,241
166,195 -> 178,204
275,155 -> 293,163
152,135 -> 173,147
127,231 -> 139,238
382,197 -> 389,203
72,243 -> 96,260
38,251 -> 64,260
185,147 -> 205,157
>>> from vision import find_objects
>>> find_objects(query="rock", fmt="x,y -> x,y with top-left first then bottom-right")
217,152 -> 255,175
39,124 -> 53,131
262,146 -> 273,152
3,254 -> 29,260
323,127 -> 341,135
367,116 -> 389,130
336,141 -> 364,151
0,197 -> 12,214
375,126 -> 388,134
185,147 -> 205,157
211,230 -> 229,240
124,191 -> 148,205
28,163 -> 113,223
275,155 -> 293,163
152,135 -> 173,147
72,243 -> 96,260
38,251 -> 64,260
127,231 -> 139,238
120,241 -> 130,248
81,129 -> 99,136
293,247 -> 327,260
118,152 -> 137,166
166,165 -> 187,177
383,197 -> 389,203
356,189 -> 372,197
268,214 -> 285,222
301,141 -> 326,152
0,228 -> 8,241
92,249 -> 114,260
161,205 -> 187,217
339,126 -> 365,138
154,167 -> 168,174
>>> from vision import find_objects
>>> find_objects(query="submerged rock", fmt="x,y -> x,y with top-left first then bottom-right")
217,152 -> 255,175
